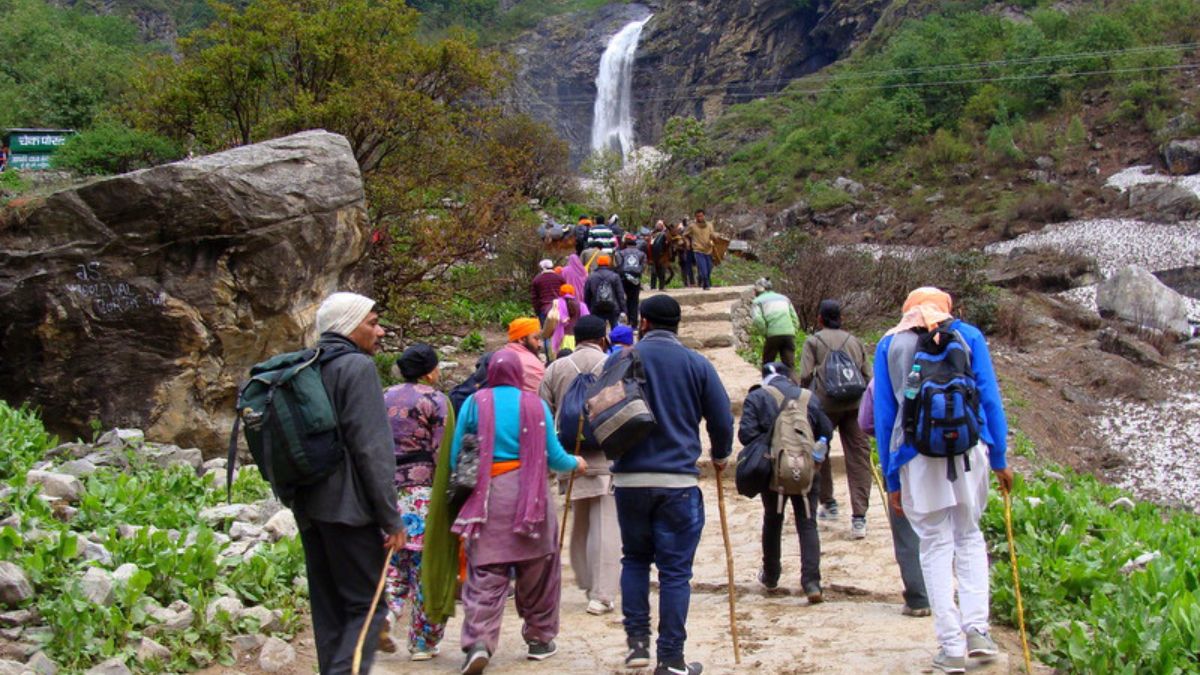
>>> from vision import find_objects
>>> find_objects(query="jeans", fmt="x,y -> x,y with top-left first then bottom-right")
680,252 -> 695,287
694,253 -> 713,289
760,482 -> 821,587
615,486 -> 704,662
888,505 -> 929,610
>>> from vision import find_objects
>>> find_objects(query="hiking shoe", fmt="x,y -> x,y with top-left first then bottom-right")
851,516 -> 867,539
411,646 -> 439,661
901,605 -> 931,617
818,501 -> 839,520
625,638 -> 651,669
967,629 -> 1000,658
757,568 -> 779,591
931,648 -> 966,673
654,659 -> 703,675
586,598 -> 615,615
804,582 -> 823,604
378,628 -> 398,654
461,645 -> 489,674
526,640 -> 558,661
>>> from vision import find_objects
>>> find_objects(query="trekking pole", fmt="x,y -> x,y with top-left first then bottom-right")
1003,488 -> 1034,674
559,414 -> 586,554
868,458 -> 891,525
352,545 -> 396,675
714,463 -> 742,664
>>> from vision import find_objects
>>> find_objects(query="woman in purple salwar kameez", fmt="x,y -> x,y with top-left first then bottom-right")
448,350 -> 585,674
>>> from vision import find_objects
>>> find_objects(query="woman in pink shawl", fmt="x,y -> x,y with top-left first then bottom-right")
562,254 -> 588,298
448,350 -> 585,673
549,283 -> 588,355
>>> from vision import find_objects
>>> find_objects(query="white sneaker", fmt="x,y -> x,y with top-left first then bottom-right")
851,517 -> 867,540
967,629 -> 999,658
586,598 -> 615,615
411,646 -> 439,661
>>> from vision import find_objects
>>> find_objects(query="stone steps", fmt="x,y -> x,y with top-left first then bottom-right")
644,285 -> 750,308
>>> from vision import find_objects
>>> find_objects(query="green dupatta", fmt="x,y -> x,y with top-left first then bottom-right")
421,399 -> 460,624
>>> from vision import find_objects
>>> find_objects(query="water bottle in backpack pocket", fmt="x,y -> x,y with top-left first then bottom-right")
902,323 -> 980,481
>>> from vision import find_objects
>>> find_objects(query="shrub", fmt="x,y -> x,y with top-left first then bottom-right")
53,122 -> 182,176
986,123 -> 1024,164
0,402 -> 55,480
1011,189 -> 1072,226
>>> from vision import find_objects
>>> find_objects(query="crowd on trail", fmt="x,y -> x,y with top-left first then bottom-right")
233,220 -> 1016,674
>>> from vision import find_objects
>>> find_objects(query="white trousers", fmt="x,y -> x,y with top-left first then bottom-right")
570,493 -> 621,603
902,446 -> 991,657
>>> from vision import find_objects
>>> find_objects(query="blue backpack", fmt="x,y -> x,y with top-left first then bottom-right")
902,322 -> 980,481
555,360 -> 602,454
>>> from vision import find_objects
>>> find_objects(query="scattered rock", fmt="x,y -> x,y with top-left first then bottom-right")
135,637 -> 171,665
1097,328 -> 1165,368
439,361 -> 460,372
833,176 -> 865,196
0,610 -> 35,628
1164,112 -> 1196,137
199,504 -> 263,526
45,442 -> 91,461
80,568 -> 115,607
0,628 -> 20,641
439,345 -> 459,356
1127,182 -> 1200,222
702,335 -> 734,349
1162,138 -> 1200,175
1034,155 -> 1055,171
1108,497 -> 1136,511
231,634 -> 266,659
84,658 -> 132,675
773,200 -> 811,230
0,563 -> 33,607
987,247 -> 1098,292
242,605 -> 282,633
26,651 -> 58,675
263,510 -> 298,542
25,472 -> 83,503
0,660 -> 26,675
82,451 -> 127,470
206,596 -> 244,624
112,564 -> 140,586
258,636 -> 296,673
145,600 -> 194,635
229,522 -> 264,542
202,458 -> 227,472
142,445 -> 203,471
1097,266 -> 1191,337
679,337 -> 703,350
56,459 -> 98,478
1120,550 -> 1161,574
96,429 -> 144,449
924,191 -> 945,204
81,541 -> 112,566
1060,385 -> 1096,406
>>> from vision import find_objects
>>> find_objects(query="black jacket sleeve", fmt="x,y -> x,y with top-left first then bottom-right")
335,355 -> 403,533
807,394 -> 835,441
738,388 -> 777,448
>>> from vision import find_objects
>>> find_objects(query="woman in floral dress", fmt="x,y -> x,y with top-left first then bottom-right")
382,343 -> 454,661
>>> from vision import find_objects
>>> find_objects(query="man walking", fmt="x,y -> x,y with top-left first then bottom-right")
750,279 -> 800,369
739,362 -> 833,602
874,287 -> 1012,673
503,317 -> 546,393
584,255 -> 626,330
615,234 -> 647,326
684,210 -> 715,290
613,295 -> 733,675
538,316 -> 620,616
298,292 -> 406,674
799,300 -> 873,539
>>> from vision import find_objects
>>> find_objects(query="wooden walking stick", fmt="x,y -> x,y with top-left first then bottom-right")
1003,488 -> 1035,674
558,414 -> 586,554
352,546 -> 397,675
714,463 -> 742,664
868,457 -> 893,530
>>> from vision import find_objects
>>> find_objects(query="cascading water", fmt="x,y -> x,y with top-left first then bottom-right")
591,15 -> 652,161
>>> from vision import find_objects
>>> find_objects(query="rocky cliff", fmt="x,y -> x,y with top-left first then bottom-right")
0,131 -> 370,451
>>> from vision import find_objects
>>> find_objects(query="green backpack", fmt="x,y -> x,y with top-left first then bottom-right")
227,347 -> 351,503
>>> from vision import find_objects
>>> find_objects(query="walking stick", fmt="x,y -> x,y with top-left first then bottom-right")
868,458 -> 892,527
1003,489 -> 1034,674
714,463 -> 742,664
352,546 -> 396,675
558,414 -> 586,554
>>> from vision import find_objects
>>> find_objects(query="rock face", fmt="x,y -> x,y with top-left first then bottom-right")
1097,265 -> 1192,338
1126,182 -> 1200,222
1163,138 -> 1200,175
0,131 -> 370,451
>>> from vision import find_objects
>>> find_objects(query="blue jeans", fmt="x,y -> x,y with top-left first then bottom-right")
614,486 -> 704,662
694,253 -> 713,289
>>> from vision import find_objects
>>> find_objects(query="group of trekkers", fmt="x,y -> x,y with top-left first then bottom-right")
276,271 -> 1013,674
569,210 -> 723,293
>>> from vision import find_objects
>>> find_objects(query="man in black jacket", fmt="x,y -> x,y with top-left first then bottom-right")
298,292 -> 406,674
615,234 -> 647,327
583,254 -> 626,329
738,362 -> 833,603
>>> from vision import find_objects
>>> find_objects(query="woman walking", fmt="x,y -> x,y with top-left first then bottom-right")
448,350 -> 585,674
381,344 -> 454,661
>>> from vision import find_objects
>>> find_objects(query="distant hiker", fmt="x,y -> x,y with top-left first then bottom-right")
857,378 -> 931,618
587,220 -> 618,258
738,362 -> 833,601
616,233 -> 647,325
538,316 -> 620,616
608,325 -> 634,354
584,255 -> 626,330
574,217 -> 593,256
562,254 -> 589,298
614,294 -> 733,675
449,350 -> 587,674
685,210 -> 715,290
382,344 -> 453,660
548,284 -> 586,355
750,278 -> 800,369
299,292 -> 406,674
648,220 -> 674,290
799,300 -> 873,539
503,318 -> 546,393
531,259 -> 566,320
873,287 -> 1012,674
676,221 -> 695,287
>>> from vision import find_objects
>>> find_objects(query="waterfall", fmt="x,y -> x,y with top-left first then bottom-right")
591,15 -> 652,161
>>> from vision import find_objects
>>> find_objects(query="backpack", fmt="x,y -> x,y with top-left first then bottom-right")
619,250 -> 644,286
765,386 -> 817,510
814,333 -> 867,402
592,278 -> 618,314
574,224 -> 590,249
554,359 -> 604,455
902,322 -> 980,481
228,346 -> 353,504
449,352 -> 492,415
585,349 -> 657,460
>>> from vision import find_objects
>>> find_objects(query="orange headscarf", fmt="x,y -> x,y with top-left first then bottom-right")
597,255 -> 611,267
508,317 -> 541,342
886,287 -> 954,336
560,284 -> 575,296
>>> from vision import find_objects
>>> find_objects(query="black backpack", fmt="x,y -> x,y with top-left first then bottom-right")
592,279 -> 618,314
814,334 -> 867,402
554,360 -> 604,455
585,349 -> 656,460
449,352 -> 492,415
903,323 -> 980,481
574,224 -> 591,249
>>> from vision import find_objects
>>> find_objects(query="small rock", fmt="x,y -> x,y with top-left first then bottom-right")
84,657 -> 132,675
221,541 -> 253,559
701,335 -> 733,349
45,442 -> 91,460
263,510 -> 297,542
0,609 -> 36,627
1061,385 -> 1095,406
81,541 -> 112,566
0,628 -> 20,641
439,361 -> 460,371
229,522 -> 264,542
242,605 -> 282,633
143,445 -> 203,471
924,191 -> 945,204
206,596 -> 244,624
82,451 -> 127,470
135,637 -> 171,665
25,471 -> 83,503
832,176 -> 865,196
0,642 -> 37,661
96,429 -> 144,449
199,504 -> 263,525
202,458 -> 227,472
231,633 -> 266,659
1097,327 -> 1165,368
0,563 -> 33,607
1034,155 -> 1054,171
0,660 -> 25,675
56,459 -> 97,478
112,564 -> 139,585
25,651 -> 58,675
145,601 -> 194,636
0,515 -> 17,529
80,568 -> 115,607
1163,138 -> 1200,175
1108,497 -> 1136,511
1120,550 -> 1161,574
22,626 -> 51,646
439,345 -> 459,356
258,636 -> 295,673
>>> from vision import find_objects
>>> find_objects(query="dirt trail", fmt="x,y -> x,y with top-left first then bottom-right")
280,286 -> 1037,674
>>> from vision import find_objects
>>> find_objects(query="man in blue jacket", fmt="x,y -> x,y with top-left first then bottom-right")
873,287 -> 1013,674
613,294 -> 733,675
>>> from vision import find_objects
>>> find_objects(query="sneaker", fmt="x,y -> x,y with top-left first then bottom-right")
526,640 -> 558,661
967,629 -> 1000,658
654,659 -> 703,675
757,568 -> 779,591
378,630 -> 398,654
586,598 -> 615,615
804,582 -> 823,604
931,648 -> 966,673
818,501 -> 839,520
625,638 -> 651,669
901,605 -> 931,617
411,646 -> 439,661
851,517 -> 867,539
461,645 -> 489,675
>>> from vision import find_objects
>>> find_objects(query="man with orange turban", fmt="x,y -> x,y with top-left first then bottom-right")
583,254 -> 626,330
503,317 -> 546,393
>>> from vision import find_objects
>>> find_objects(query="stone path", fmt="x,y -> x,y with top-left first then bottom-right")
364,285 -> 1037,674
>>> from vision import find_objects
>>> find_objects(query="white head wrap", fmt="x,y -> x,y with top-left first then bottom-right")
539,259 -> 554,271
316,292 -> 376,338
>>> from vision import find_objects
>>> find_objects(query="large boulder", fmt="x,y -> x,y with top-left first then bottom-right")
1126,182 -> 1200,222
1096,265 -> 1192,338
1162,138 -> 1200,175
0,131 -> 370,451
